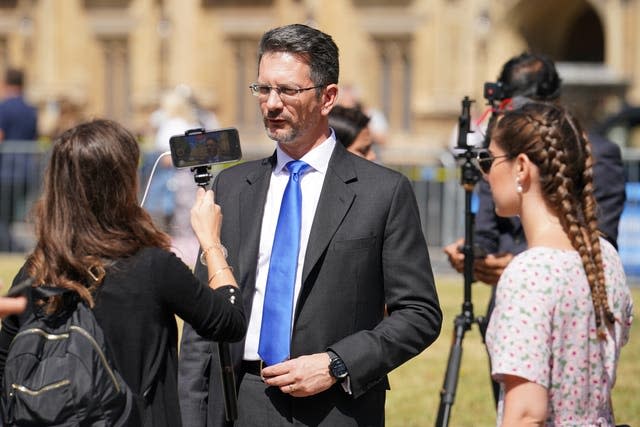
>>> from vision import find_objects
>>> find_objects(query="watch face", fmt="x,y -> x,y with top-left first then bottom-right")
330,357 -> 348,379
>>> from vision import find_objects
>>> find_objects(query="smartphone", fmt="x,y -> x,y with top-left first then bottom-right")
457,244 -> 488,259
169,127 -> 242,169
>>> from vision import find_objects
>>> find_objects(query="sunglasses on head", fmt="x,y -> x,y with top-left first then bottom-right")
474,150 -> 511,174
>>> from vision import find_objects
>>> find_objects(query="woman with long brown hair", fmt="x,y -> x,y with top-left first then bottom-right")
482,102 -> 633,426
0,119 -> 245,426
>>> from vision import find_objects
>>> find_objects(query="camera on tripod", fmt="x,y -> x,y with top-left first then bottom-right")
483,81 -> 508,105
436,94 -> 487,427
456,96 -> 475,151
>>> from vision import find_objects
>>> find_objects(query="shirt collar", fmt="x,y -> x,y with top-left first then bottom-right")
274,130 -> 336,175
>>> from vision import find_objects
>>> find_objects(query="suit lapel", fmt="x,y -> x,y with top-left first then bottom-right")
301,145 -> 356,284
238,155 -> 274,302
241,147 -> 356,316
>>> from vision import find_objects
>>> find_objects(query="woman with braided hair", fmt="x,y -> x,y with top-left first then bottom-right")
481,102 -> 633,426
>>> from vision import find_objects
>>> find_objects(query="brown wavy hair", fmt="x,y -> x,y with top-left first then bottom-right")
26,119 -> 171,306
491,102 -> 616,338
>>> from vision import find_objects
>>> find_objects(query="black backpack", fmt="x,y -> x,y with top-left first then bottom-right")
1,287 -> 140,426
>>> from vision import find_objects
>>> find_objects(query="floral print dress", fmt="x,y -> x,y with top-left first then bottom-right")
486,238 -> 633,426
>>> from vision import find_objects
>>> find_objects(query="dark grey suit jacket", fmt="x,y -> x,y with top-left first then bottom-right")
178,143 -> 442,426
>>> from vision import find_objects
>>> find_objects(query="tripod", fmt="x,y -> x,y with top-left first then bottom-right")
434,97 -> 487,427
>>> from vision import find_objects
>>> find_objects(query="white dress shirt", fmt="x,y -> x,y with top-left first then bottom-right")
243,134 -> 336,361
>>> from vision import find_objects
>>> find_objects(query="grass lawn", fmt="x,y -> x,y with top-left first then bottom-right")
386,278 -> 640,426
1,253 -> 638,426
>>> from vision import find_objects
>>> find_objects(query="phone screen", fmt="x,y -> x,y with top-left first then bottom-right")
170,127 -> 242,169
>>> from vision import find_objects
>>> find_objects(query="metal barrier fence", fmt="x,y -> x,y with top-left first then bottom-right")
619,182 -> 640,282
0,144 -> 468,253
1,142 -> 638,282
0,141 -> 49,252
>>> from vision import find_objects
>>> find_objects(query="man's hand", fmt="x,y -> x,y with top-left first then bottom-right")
443,238 -> 465,273
261,353 -> 335,397
473,253 -> 514,285
443,239 -> 514,285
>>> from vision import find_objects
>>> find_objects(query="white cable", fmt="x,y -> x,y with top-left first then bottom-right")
140,151 -> 172,208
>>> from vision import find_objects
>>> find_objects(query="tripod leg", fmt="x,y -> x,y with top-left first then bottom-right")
435,314 -> 468,427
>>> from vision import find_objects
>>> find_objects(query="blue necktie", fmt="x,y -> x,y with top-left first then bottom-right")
259,160 -> 309,366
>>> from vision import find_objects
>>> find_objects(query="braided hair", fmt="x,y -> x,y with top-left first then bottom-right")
491,102 -> 616,339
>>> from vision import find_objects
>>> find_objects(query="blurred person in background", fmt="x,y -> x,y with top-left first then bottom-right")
445,53 -> 625,284
45,98 -> 86,141
0,68 -> 38,252
0,68 -> 37,143
482,102 -> 633,426
443,53 -> 626,404
329,105 -> 376,161
150,86 -> 218,265
0,119 -> 245,425
337,83 -> 389,154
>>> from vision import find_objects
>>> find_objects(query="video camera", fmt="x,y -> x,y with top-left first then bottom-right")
483,81 -> 508,105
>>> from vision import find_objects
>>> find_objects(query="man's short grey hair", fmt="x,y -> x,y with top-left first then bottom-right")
258,24 -> 339,89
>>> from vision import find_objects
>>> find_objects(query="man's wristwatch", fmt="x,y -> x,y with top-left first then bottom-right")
327,350 -> 348,382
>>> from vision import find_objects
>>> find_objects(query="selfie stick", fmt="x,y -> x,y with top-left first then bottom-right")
435,97 -> 486,427
184,129 -> 238,422
195,174 -> 237,422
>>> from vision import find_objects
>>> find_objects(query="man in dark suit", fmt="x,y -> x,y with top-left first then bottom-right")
178,24 -> 442,427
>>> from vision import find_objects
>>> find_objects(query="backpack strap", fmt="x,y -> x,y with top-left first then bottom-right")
30,286 -> 67,298
28,286 -> 81,324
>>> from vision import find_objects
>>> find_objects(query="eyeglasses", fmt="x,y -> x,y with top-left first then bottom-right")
249,83 -> 323,99
474,150 -> 511,174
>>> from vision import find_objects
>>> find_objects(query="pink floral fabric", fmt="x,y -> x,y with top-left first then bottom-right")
486,239 -> 633,426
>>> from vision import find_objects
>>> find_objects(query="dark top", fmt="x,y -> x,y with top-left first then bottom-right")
0,247 -> 246,427
0,96 -> 37,140
475,131 -> 626,255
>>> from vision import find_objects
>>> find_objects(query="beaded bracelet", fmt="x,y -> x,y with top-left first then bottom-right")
200,243 -> 228,266
208,266 -> 234,285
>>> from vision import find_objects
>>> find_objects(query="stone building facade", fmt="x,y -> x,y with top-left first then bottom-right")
1,0 -> 639,163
